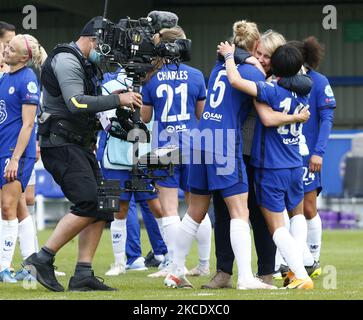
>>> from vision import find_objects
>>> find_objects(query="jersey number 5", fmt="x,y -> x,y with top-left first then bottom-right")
209,70 -> 227,109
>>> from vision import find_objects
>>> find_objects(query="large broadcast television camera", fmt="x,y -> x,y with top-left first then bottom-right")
94,10 -> 191,83
95,5 -> 188,206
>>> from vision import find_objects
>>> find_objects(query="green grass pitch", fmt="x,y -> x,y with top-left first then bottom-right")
1,228 -> 362,300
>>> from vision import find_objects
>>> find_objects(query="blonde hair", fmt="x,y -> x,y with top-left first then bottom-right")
232,20 -> 260,52
259,30 -> 286,57
14,34 -> 47,70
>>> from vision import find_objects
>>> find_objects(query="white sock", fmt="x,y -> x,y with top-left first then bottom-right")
173,213 -> 199,275
110,218 -> 127,264
230,219 -> 254,283
18,216 -> 37,260
162,215 -> 180,263
155,217 -> 165,242
27,205 -> 39,251
307,214 -> 322,262
195,213 -> 211,268
283,209 -> 290,230
273,227 -> 308,279
290,214 -> 315,266
154,254 -> 164,262
27,205 -> 35,216
274,249 -> 284,271
0,219 -> 18,271
275,210 -> 290,270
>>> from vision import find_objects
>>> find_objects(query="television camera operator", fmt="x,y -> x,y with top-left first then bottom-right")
23,17 -> 142,292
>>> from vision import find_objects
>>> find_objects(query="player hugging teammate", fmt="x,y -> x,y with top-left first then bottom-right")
162,24 -> 335,290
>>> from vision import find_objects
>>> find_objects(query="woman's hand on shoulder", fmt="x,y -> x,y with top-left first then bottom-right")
217,41 -> 235,58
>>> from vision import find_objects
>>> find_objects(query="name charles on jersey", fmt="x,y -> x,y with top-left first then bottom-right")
157,70 -> 189,81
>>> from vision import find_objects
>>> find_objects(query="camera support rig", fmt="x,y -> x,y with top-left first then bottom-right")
95,1 -> 186,213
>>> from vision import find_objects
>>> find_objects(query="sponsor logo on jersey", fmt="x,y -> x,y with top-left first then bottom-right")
166,124 -> 187,133
166,125 -> 175,133
202,111 -> 223,121
283,137 -> 300,145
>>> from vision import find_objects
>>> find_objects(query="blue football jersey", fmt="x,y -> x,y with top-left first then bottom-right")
141,63 -> 206,155
0,67 -> 40,158
195,61 -> 265,158
251,80 -> 309,169
303,70 -> 336,156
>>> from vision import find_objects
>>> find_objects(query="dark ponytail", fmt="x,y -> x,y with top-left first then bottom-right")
288,36 -> 324,70
302,36 -> 324,70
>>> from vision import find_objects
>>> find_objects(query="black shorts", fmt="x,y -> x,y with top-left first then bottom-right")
41,145 -> 113,222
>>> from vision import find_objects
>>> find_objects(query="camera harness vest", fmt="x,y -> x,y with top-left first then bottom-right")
40,43 -> 101,147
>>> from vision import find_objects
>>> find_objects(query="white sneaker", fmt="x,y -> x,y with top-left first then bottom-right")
148,264 -> 188,278
237,277 -> 277,290
55,270 -> 66,277
105,262 -> 126,276
164,273 -> 193,289
148,266 -> 171,278
187,265 -> 210,277
0,268 -> 17,283
126,257 -> 148,271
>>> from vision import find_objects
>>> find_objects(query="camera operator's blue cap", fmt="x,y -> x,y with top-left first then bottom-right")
80,16 -> 102,37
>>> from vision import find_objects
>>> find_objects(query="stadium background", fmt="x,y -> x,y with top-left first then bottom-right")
2,0 -> 363,226
1,0 -> 363,129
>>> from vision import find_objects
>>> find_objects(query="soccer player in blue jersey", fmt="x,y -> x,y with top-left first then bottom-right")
252,31 -> 316,281
218,41 -> 314,289
164,24 -> 310,290
0,34 -> 43,282
206,28 -> 289,289
0,29 -> 54,281
290,37 -> 336,276
141,26 -> 212,278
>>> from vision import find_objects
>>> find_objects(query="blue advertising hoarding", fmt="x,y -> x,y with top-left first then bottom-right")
321,130 -> 363,197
